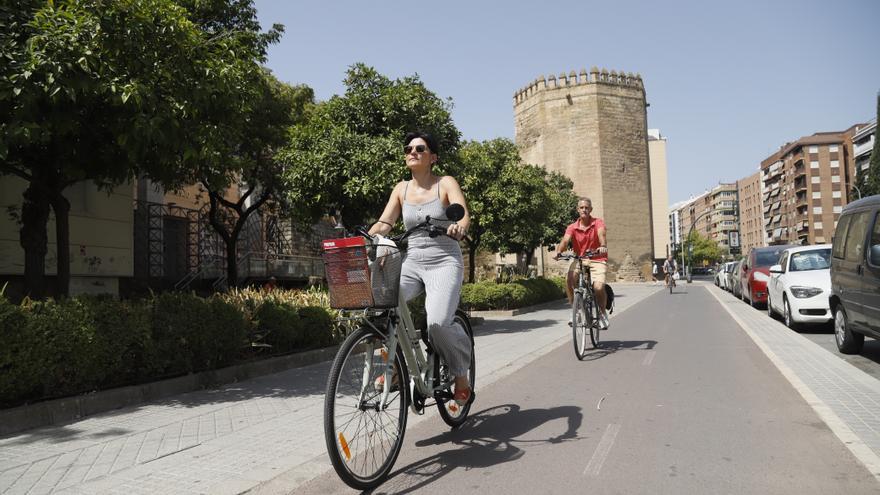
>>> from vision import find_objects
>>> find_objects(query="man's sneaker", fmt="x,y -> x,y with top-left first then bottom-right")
567,318 -> 573,327
598,313 -> 609,330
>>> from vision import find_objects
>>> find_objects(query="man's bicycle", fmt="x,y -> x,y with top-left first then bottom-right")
558,251 -> 601,359
321,204 -> 475,490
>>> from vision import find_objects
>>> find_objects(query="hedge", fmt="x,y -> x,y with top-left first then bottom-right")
460,277 -> 566,310
0,288 -> 337,409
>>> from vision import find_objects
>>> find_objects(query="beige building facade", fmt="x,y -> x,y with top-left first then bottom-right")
0,176 -> 134,297
737,171 -> 765,254
648,129 -> 670,258
514,67 -> 653,279
669,183 -> 737,260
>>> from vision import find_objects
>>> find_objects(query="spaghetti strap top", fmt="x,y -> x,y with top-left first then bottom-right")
401,179 -> 462,265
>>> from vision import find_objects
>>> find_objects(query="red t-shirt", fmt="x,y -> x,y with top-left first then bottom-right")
565,217 -> 607,261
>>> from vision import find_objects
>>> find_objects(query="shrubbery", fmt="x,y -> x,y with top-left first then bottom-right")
0,288 -> 337,408
460,277 -> 565,310
0,277 -> 563,408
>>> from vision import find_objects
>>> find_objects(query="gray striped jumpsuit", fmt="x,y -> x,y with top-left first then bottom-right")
400,181 -> 472,377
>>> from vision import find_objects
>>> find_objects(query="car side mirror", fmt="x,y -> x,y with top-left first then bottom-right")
769,264 -> 782,274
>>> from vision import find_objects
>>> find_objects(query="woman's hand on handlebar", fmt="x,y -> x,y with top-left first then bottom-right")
446,222 -> 467,241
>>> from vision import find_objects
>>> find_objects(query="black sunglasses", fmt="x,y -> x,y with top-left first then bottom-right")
404,144 -> 428,154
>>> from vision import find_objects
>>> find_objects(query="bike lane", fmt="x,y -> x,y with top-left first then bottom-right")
297,283 -> 879,494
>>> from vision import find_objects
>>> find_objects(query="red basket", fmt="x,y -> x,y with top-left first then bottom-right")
322,237 -> 402,309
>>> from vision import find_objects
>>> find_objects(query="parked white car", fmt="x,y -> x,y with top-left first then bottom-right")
717,261 -> 736,290
767,244 -> 832,329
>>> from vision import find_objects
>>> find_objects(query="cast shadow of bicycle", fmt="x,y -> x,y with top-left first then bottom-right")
371,403 -> 583,494
578,339 -> 658,362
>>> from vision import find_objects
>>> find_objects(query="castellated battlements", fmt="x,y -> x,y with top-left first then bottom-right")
513,67 -> 643,106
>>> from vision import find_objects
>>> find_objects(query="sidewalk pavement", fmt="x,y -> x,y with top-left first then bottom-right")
2,281 -> 879,493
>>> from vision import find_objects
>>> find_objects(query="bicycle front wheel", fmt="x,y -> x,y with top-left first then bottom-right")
587,295 -> 601,348
324,326 -> 409,490
572,293 -> 588,359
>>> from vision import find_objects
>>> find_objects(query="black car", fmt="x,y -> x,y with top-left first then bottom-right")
829,195 -> 880,354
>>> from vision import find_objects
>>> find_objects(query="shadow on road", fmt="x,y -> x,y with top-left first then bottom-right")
375,404 -> 583,494
473,319 -> 560,337
578,339 -> 658,361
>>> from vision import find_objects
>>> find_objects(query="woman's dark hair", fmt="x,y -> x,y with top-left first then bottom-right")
404,131 -> 439,156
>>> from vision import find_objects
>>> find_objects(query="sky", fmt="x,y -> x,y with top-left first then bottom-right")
253,0 -> 880,206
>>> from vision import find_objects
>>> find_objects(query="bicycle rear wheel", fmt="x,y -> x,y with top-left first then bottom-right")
324,326 -> 409,490
572,293 -> 589,359
436,310 -> 476,428
587,295 -> 601,348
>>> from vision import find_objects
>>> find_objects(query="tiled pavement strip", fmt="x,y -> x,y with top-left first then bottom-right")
2,281 -> 879,493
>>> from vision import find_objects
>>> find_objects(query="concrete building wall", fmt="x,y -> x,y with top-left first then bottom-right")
514,68 -> 652,279
0,176 -> 134,296
648,130 -> 670,258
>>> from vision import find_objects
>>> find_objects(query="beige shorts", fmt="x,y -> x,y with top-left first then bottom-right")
568,259 -> 607,285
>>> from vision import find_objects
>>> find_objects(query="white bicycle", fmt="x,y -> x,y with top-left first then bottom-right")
322,204 -> 475,490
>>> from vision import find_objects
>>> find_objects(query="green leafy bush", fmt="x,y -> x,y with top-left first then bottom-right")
461,277 -> 565,310
256,300 -> 302,352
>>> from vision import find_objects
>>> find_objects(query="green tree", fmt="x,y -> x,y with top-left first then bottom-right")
453,139 -> 577,281
280,64 -> 460,229
856,92 -> 880,199
454,139 -> 519,282
1,0 -> 277,297
684,230 -> 722,267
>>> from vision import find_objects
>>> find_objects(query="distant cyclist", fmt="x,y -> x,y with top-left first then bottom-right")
663,255 -> 678,288
553,198 -> 609,330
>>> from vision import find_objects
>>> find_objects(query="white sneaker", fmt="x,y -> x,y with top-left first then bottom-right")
567,318 -> 573,327
598,313 -> 609,330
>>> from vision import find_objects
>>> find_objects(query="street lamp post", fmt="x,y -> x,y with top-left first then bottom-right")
685,210 -> 713,284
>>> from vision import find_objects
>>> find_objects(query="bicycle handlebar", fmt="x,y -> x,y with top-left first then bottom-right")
556,250 -> 602,260
351,216 -> 464,247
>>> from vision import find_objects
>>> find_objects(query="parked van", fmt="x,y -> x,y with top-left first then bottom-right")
829,195 -> 880,354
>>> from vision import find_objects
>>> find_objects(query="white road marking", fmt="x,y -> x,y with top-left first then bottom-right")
583,423 -> 621,477
642,350 -> 656,366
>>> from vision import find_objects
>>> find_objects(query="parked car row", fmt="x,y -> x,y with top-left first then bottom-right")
715,195 -> 880,356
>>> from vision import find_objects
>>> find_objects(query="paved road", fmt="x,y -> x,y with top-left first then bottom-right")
299,284 -> 879,494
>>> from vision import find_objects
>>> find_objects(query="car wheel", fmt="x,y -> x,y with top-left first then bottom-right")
783,297 -> 798,330
750,290 -> 758,309
834,305 -> 864,354
767,294 -> 776,319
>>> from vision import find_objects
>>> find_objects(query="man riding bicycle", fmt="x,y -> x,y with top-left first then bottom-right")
663,255 -> 678,288
553,198 -> 610,330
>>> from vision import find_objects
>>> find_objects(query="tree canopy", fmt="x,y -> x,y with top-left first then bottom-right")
0,0 -> 285,297
279,63 -> 460,229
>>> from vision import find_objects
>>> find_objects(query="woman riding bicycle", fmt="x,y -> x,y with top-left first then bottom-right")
367,131 -> 472,406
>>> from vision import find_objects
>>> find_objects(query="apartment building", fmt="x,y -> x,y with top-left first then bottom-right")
853,118 -> 876,193
737,171 -> 765,253
760,128 -> 859,245
669,183 -> 737,256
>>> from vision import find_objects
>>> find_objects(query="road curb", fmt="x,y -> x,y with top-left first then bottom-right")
0,345 -> 340,437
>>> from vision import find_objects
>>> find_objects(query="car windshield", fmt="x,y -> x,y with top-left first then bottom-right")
755,250 -> 785,267
789,249 -> 831,272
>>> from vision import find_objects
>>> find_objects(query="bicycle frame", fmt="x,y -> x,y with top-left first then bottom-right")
574,257 -> 595,302
343,291 -> 448,416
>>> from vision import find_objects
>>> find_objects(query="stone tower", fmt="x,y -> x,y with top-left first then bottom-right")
514,67 -> 654,280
